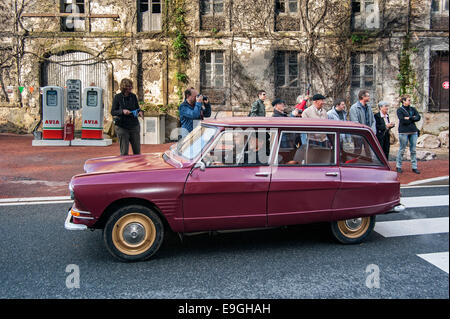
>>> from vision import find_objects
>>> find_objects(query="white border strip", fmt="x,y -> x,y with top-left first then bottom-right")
417,252 -> 449,274
408,176 -> 449,186
374,217 -> 449,237
0,196 -> 72,206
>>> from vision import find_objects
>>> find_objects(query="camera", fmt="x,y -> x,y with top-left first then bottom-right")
197,94 -> 208,102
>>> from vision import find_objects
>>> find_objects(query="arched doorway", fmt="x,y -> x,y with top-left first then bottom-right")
41,51 -> 111,123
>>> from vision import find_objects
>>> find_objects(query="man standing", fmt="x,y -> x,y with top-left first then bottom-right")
249,90 -> 267,117
302,94 -> 328,119
396,95 -> 421,174
178,87 -> 211,138
349,90 -> 376,133
374,101 -> 395,160
327,99 -> 348,121
271,98 -> 289,117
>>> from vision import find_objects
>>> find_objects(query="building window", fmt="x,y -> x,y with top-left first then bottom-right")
275,51 -> 299,88
350,53 -> 376,104
201,0 -> 224,15
138,0 -> 162,31
60,0 -> 85,32
351,0 -> 379,30
432,0 -> 449,13
276,0 -> 298,14
201,51 -> 224,88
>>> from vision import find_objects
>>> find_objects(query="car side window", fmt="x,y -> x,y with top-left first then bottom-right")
277,131 -> 336,166
340,133 -> 383,166
202,129 -> 276,167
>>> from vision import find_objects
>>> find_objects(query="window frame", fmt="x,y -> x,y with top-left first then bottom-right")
138,0 -> 163,32
199,128 -> 278,168
275,130 -> 337,167
201,0 -> 224,16
200,50 -> 225,89
351,0 -> 380,30
275,51 -> 300,89
432,0 -> 449,14
350,52 -> 376,105
339,131 -> 384,167
60,0 -> 86,32
275,0 -> 299,15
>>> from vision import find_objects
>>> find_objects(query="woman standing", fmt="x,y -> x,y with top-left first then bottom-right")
111,78 -> 143,156
396,95 -> 421,174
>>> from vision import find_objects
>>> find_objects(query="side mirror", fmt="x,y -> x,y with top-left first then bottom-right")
194,161 -> 206,172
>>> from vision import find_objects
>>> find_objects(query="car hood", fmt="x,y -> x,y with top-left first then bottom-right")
83,153 -> 174,174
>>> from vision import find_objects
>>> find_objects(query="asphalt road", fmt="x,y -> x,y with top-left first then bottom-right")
0,186 -> 448,299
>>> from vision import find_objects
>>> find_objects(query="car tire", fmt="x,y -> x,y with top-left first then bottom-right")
103,205 -> 165,262
330,216 -> 376,244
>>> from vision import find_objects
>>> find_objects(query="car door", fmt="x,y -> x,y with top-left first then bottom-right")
183,129 -> 277,232
268,130 -> 341,226
333,131 -> 400,220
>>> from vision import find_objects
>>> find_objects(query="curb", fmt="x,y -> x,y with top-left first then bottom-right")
407,176 -> 449,186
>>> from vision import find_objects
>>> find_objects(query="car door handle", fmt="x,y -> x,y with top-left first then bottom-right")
255,172 -> 271,177
325,172 -> 339,176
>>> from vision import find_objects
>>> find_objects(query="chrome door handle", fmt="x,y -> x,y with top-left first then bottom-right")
325,172 -> 339,176
255,172 -> 271,177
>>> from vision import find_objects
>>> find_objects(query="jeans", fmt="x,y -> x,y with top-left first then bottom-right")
396,133 -> 418,169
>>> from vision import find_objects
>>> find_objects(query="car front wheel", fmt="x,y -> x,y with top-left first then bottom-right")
103,205 -> 164,262
330,216 -> 375,244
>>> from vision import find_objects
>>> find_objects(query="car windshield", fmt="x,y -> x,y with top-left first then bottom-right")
171,125 -> 218,160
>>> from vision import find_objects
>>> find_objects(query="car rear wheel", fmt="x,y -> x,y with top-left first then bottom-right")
330,216 -> 375,244
103,205 -> 164,262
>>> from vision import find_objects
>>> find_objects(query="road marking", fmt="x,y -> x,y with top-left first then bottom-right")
401,195 -> 449,208
417,252 -> 449,274
374,217 -> 449,237
0,196 -> 72,206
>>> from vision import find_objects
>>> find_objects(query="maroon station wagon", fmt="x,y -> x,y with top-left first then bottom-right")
65,117 -> 405,262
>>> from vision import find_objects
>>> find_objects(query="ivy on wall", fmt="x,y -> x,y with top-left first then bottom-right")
397,34 -> 418,102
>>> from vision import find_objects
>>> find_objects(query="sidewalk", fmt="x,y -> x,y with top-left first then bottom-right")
0,133 -> 448,199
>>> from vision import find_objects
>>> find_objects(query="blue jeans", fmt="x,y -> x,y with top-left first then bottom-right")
396,133 -> 418,169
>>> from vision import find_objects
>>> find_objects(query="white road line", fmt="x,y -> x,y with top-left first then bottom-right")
374,217 -> 449,238
0,196 -> 71,203
0,196 -> 72,207
0,200 -> 73,207
401,195 -> 449,208
417,252 -> 449,274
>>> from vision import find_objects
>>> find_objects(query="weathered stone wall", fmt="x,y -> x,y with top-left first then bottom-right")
0,0 -> 448,142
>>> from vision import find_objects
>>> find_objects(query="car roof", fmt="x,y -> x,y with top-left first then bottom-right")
202,117 -> 369,130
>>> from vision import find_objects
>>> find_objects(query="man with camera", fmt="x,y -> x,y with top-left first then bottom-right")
178,87 -> 211,138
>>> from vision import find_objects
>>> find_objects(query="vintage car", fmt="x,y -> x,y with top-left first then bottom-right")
65,117 -> 404,261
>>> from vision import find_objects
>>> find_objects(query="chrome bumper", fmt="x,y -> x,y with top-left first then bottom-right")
64,210 -> 88,231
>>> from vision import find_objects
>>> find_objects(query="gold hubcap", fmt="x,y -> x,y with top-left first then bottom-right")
112,213 -> 156,255
337,217 -> 370,239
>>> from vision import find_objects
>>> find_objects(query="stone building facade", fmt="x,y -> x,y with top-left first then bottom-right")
0,0 -> 448,142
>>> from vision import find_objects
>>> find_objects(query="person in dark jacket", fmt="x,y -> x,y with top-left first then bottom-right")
178,87 -> 211,138
272,98 -> 290,117
374,101 -> 395,160
396,95 -> 421,174
249,90 -> 267,117
111,78 -> 143,156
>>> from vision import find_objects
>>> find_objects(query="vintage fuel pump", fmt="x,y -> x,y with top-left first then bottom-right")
42,86 -> 64,140
81,87 -> 104,139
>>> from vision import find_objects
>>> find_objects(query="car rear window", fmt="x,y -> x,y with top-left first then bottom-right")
340,133 -> 383,166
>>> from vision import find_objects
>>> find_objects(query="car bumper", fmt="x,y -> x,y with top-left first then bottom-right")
64,210 -> 88,231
